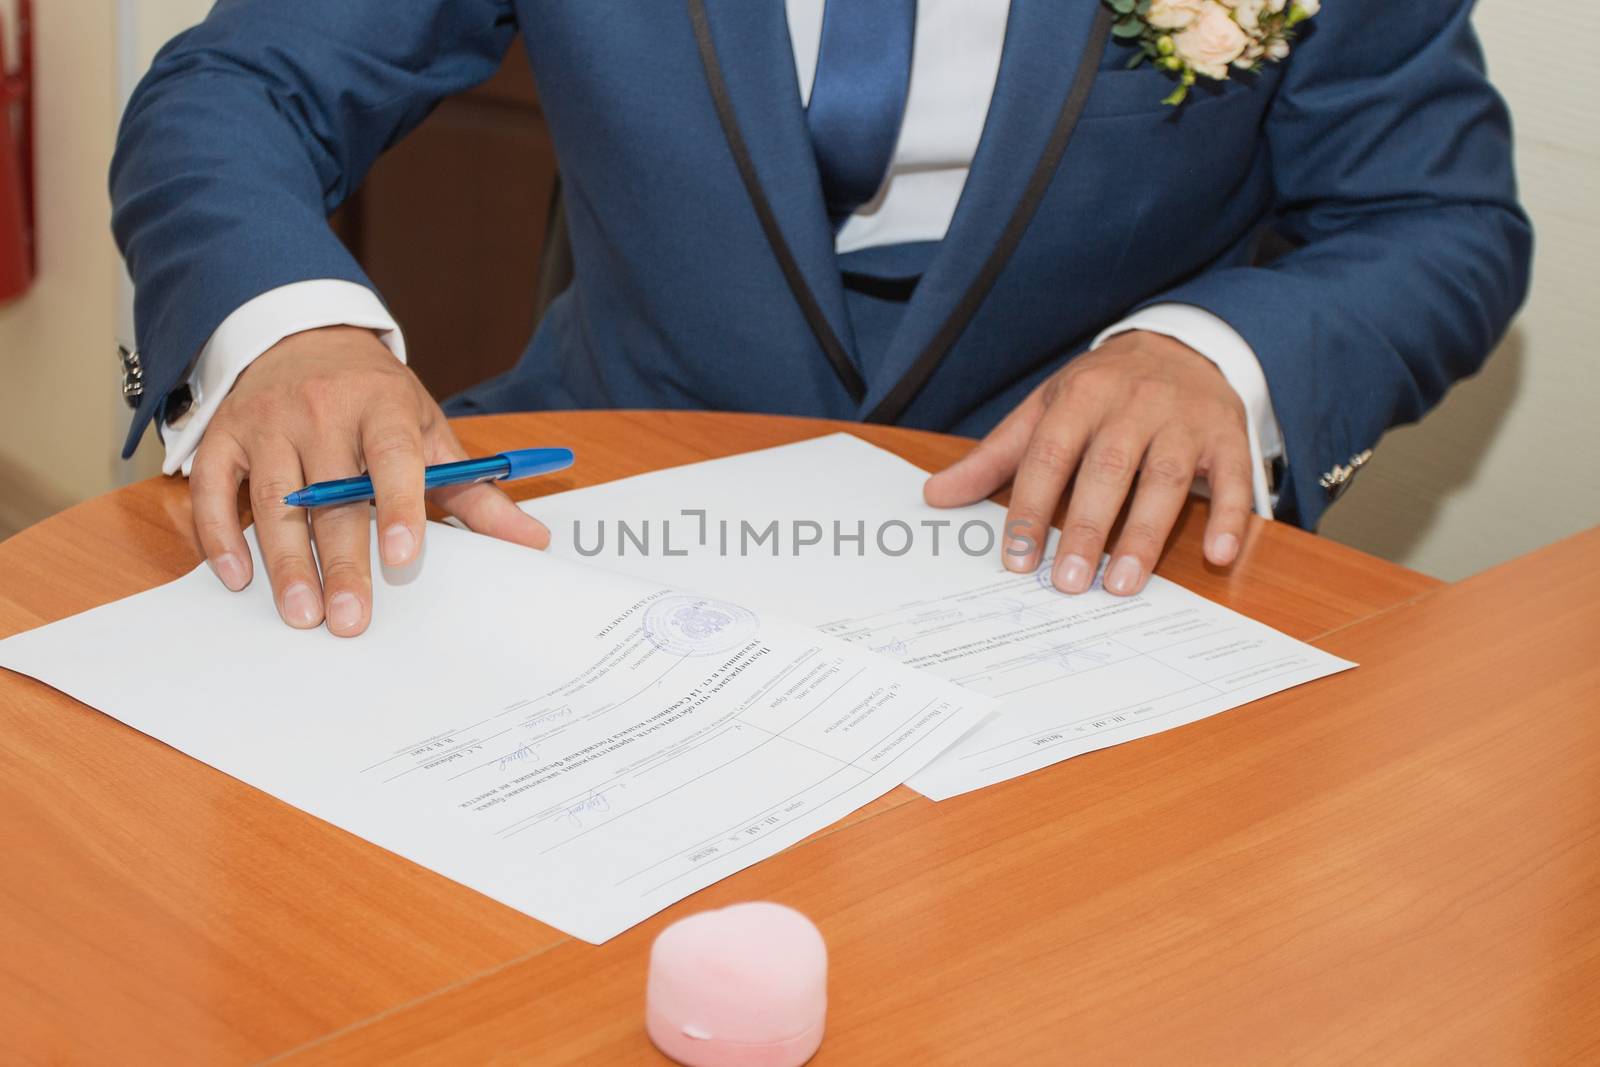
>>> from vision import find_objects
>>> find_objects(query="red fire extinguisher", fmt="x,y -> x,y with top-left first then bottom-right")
0,0 -> 34,305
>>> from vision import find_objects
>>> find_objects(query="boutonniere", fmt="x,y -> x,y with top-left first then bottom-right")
1106,0 -> 1320,105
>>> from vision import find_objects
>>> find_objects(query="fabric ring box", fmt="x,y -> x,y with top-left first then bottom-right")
646,902 -> 828,1067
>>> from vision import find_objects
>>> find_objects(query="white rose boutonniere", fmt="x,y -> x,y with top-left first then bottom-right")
1105,0 -> 1320,105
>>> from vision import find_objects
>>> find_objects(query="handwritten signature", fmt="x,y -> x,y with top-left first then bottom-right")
565,791 -> 613,827
497,743 -> 538,771
1018,640 -> 1113,673
527,705 -> 574,728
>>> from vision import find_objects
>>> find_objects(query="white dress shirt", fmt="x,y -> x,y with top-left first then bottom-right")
161,0 -> 1281,517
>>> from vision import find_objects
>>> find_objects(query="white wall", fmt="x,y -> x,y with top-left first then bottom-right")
0,0 -> 222,534
0,0 -> 131,538
0,0 -> 214,538
1318,2 -> 1600,579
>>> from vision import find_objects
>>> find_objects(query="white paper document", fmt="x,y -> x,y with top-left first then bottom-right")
526,434 -> 1356,799
0,523 -> 993,943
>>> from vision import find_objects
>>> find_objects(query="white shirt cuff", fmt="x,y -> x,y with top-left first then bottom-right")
1094,304 -> 1283,519
160,280 -> 406,477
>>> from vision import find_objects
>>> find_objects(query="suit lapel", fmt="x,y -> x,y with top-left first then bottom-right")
689,0 -> 864,401
862,0 -> 1114,423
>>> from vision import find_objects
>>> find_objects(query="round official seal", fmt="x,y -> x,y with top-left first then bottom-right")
643,595 -> 759,656
1036,562 -> 1060,592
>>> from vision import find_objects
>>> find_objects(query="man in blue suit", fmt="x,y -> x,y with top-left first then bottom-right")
111,1 -> 1529,638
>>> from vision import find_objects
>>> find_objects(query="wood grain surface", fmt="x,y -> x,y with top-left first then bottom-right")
279,525 -> 1600,1066
7,410 -> 1543,1066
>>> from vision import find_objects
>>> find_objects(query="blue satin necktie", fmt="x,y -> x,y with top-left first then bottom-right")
805,0 -> 917,228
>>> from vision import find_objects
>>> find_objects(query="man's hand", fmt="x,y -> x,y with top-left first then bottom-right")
924,331 -> 1254,596
190,326 -> 550,636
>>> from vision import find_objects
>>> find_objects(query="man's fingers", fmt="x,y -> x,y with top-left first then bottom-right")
1201,436 -> 1255,567
360,406 -> 427,569
423,423 -> 551,549
307,501 -> 374,638
1052,423 -> 1148,594
190,432 -> 253,592
1104,432 -> 1199,597
434,480 -> 552,549
298,436 -> 375,638
1003,404 -> 1092,575
246,441 -> 323,629
924,387 -> 1046,508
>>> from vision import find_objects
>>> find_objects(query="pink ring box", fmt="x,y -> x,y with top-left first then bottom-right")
646,902 -> 828,1067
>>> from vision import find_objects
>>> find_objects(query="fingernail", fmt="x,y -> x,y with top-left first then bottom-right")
383,524 -> 416,566
1057,554 -> 1092,594
1210,532 -> 1240,565
283,582 -> 321,628
1106,556 -> 1143,596
212,552 -> 247,592
327,592 -> 363,634
1003,538 -> 1034,573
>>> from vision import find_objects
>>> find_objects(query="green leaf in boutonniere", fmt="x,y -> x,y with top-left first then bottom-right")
1101,0 -> 1321,106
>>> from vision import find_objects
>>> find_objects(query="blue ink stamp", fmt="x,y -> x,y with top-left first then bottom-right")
644,595 -> 759,656
1034,555 -> 1102,593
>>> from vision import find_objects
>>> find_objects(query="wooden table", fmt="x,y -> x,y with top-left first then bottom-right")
1,412 -> 1594,1064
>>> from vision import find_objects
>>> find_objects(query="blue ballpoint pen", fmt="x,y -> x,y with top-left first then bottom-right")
282,447 -> 575,508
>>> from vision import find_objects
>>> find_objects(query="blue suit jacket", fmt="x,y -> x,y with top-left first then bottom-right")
111,0 -> 1530,528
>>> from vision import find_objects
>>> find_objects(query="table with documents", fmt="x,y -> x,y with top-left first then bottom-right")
1,411 -> 1595,1064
